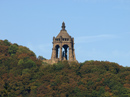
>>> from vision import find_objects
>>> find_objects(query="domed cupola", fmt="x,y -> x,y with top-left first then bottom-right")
50,22 -> 77,63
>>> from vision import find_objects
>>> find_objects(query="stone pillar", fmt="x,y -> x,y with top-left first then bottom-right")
73,49 -> 76,61
51,48 -> 56,60
69,48 -> 73,61
59,47 -> 62,61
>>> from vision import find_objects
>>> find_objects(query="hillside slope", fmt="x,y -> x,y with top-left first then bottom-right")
0,39 -> 130,97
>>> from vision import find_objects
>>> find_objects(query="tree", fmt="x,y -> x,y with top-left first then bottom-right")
3,39 -> 10,46
38,56 -> 46,60
8,44 -> 18,55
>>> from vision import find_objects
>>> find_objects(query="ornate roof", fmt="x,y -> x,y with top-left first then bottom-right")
56,22 -> 71,38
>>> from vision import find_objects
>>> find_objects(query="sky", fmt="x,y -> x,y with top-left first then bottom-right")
0,0 -> 130,66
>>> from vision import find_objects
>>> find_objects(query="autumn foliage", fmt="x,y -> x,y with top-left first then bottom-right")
0,39 -> 130,97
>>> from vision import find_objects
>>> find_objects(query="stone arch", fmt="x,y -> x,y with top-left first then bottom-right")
55,45 -> 60,58
50,22 -> 77,63
62,44 -> 69,60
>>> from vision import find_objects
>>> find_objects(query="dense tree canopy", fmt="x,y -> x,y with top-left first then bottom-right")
0,39 -> 130,97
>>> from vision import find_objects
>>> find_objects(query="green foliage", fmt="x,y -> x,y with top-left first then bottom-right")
17,46 -> 35,56
38,55 -> 46,60
54,62 -> 65,70
18,59 -> 24,65
8,44 -> 18,55
1,39 -> 130,97
24,59 -> 36,68
18,59 -> 36,69
3,39 -> 10,46
22,68 -> 30,74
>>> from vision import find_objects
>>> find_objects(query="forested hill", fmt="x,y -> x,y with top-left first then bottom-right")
0,39 -> 130,97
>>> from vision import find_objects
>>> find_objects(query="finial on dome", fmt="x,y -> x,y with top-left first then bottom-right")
61,21 -> 66,30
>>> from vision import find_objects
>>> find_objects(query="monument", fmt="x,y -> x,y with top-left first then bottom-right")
43,22 -> 77,64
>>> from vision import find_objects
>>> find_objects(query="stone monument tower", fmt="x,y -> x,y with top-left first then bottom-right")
50,22 -> 77,63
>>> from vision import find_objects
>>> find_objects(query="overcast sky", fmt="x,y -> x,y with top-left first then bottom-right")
0,0 -> 130,66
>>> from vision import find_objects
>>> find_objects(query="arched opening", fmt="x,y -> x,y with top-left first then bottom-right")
62,45 -> 69,60
55,45 -> 60,58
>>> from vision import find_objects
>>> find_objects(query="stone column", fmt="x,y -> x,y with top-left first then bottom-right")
69,48 -> 73,61
73,49 -> 76,61
59,47 -> 62,61
51,48 -> 56,60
